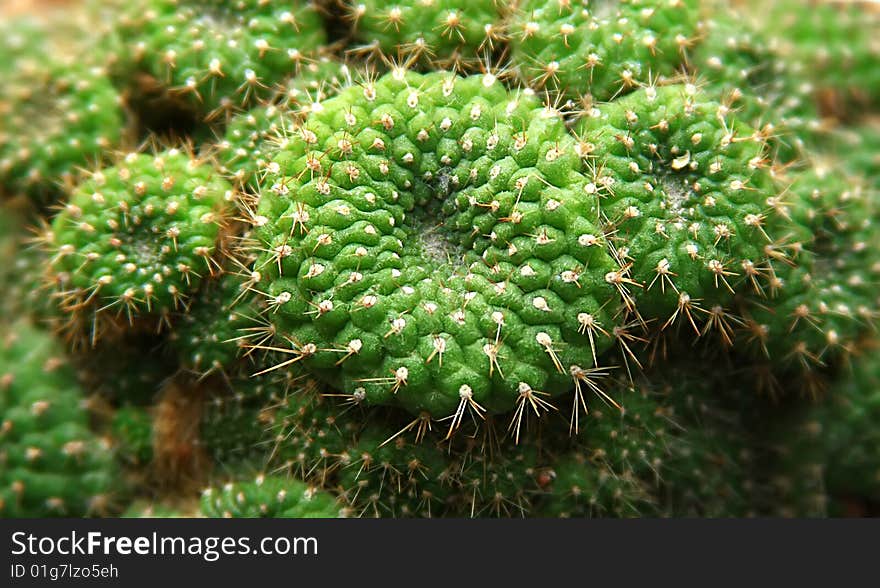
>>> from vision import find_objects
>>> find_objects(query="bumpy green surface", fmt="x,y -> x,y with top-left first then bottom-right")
216,59 -> 353,187
574,83 -> 790,320
111,0 -> 327,119
170,269 -> 256,375
255,69 -> 632,420
346,0 -> 505,68
200,474 -> 343,517
246,360 -> 759,517
0,324 -> 117,517
736,160 -> 879,377
47,149 -> 232,325
509,0 -> 698,103
692,9 -> 817,161
253,71 -> 791,422
218,104 -> 290,186
0,19 -> 124,200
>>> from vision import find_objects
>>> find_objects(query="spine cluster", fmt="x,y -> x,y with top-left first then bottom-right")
0,0 -> 878,519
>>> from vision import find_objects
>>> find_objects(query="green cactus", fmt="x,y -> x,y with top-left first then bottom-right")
109,0 -> 328,121
200,474 -> 344,517
509,0 -> 698,104
111,405 -> 155,466
253,69 -> 637,426
735,159 -> 879,384
169,268 -> 259,376
691,7 -> 819,162
573,83 -> 792,322
199,379 -> 276,468
344,0 -> 506,69
234,357 -> 760,518
0,0 -> 879,522
44,148 -> 233,331
0,323 -> 118,517
216,58 -> 356,187
0,18 -> 125,201
764,0 -> 880,115
769,352 -> 880,513
0,203 -> 58,323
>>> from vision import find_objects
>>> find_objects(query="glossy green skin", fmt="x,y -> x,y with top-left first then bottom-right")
112,0 -> 327,117
347,0 -> 504,67
574,84 -> 787,319
200,475 -> 343,517
48,149 -> 232,321
509,0 -> 698,102
0,324 -> 117,517
0,21 -> 123,200
256,70 -> 626,418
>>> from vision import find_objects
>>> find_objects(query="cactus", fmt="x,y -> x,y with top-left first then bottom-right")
252,69 -> 634,426
169,268 -> 258,376
1,0 -> 879,521
572,83 -> 792,321
203,360 -> 760,518
216,58 -> 355,187
763,0 -> 880,116
200,474 -> 344,517
0,323 -> 118,517
108,0 -> 328,122
768,351 -> 880,516
509,0 -> 698,104
344,0 -> 506,70
734,159 -> 879,386
0,18 -> 125,201
251,69 -> 802,433
44,149 -> 233,333
691,8 -> 818,161
199,378 -> 276,468
110,405 -> 155,467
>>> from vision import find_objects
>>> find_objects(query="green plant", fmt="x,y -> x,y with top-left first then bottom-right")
0,323 -> 118,517
43,149 -> 233,333
1,0 -> 879,520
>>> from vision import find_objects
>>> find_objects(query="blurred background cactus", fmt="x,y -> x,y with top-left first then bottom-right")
0,0 -> 878,518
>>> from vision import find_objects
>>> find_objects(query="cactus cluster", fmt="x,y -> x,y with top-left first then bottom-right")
0,0 -> 878,519
0,323 -> 117,517
0,17 -> 125,200
509,0 -> 698,104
